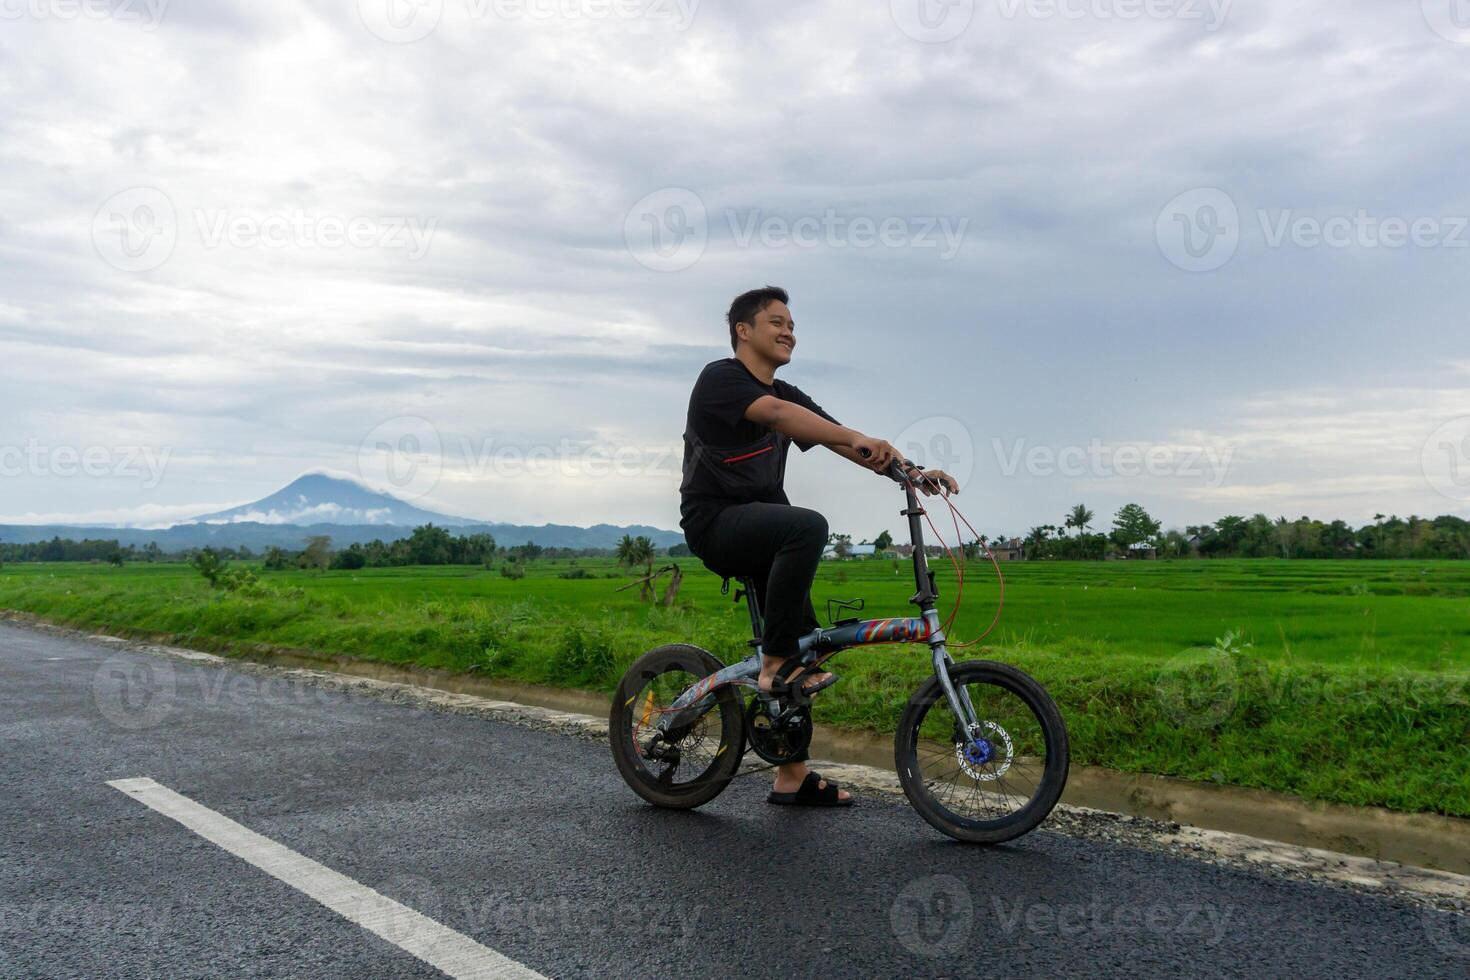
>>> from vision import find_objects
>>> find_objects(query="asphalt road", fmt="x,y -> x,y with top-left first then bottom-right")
2,623 -> 1466,979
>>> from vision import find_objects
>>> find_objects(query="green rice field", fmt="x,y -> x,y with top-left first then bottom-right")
2,558 -> 1467,816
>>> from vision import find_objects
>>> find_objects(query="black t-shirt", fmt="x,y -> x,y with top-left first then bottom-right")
678,357 -> 839,548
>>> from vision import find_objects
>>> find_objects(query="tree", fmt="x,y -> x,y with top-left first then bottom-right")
302,535 -> 334,573
873,530 -> 894,552
1112,503 -> 1161,551
1066,504 -> 1094,537
406,524 -> 453,565
615,534 -> 656,600
332,544 -> 368,570
828,533 -> 852,559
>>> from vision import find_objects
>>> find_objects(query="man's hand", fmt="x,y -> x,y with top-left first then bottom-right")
850,436 -> 900,472
908,467 -> 959,496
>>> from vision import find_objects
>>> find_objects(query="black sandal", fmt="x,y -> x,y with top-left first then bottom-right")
761,658 -> 840,698
767,771 -> 853,807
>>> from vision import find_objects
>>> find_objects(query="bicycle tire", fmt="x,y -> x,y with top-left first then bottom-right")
895,659 -> 1069,843
609,644 -> 744,809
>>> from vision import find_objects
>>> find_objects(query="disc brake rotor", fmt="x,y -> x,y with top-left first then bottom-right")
955,720 -> 1014,781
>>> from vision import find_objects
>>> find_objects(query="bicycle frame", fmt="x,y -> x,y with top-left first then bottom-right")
657,461 -> 983,743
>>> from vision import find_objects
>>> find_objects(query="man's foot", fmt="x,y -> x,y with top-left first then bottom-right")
757,657 -> 835,697
771,763 -> 851,804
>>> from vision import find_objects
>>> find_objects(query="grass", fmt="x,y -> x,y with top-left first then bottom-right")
2,557 -> 1467,817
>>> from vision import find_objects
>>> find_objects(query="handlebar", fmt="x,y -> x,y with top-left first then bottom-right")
857,447 -> 923,485
857,447 -> 956,494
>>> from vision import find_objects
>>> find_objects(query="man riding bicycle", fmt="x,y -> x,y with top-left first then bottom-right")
678,286 -> 959,807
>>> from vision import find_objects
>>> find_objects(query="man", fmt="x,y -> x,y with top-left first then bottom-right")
679,286 -> 959,807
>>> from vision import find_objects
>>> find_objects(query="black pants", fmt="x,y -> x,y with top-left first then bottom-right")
691,502 -> 828,661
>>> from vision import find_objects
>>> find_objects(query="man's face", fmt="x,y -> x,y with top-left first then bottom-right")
739,300 -> 795,365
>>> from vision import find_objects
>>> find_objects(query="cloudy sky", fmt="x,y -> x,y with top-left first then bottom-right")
2,0 -> 1468,541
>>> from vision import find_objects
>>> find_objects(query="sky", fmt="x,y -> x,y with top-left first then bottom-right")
1,0 -> 1468,542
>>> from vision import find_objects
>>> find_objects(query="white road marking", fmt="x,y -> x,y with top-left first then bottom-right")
107,777 -> 546,980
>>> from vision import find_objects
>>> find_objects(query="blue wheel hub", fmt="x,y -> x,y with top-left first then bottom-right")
964,739 -> 994,766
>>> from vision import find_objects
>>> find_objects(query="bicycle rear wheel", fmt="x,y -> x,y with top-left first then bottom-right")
896,660 -> 1069,843
609,644 -> 744,809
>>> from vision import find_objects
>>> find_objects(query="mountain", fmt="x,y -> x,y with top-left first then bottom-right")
189,471 -> 479,527
0,471 -> 687,551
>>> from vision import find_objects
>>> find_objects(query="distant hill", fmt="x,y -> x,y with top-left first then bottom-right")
189,471 -> 480,527
0,471 -> 686,552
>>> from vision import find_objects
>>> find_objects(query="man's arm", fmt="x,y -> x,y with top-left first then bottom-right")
744,395 -> 898,473
745,395 -> 961,494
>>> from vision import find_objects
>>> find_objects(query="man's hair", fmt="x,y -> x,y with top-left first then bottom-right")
727,285 -> 789,352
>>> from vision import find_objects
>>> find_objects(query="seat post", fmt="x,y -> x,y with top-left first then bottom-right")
739,576 -> 763,644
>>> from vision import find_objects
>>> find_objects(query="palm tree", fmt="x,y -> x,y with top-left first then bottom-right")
1067,504 -> 1094,537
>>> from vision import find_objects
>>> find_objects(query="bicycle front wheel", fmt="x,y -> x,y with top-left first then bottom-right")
896,659 -> 1069,843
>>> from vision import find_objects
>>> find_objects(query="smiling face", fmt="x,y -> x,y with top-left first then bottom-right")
736,299 -> 796,366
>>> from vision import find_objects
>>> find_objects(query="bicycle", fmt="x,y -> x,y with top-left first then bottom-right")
609,457 -> 1069,843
